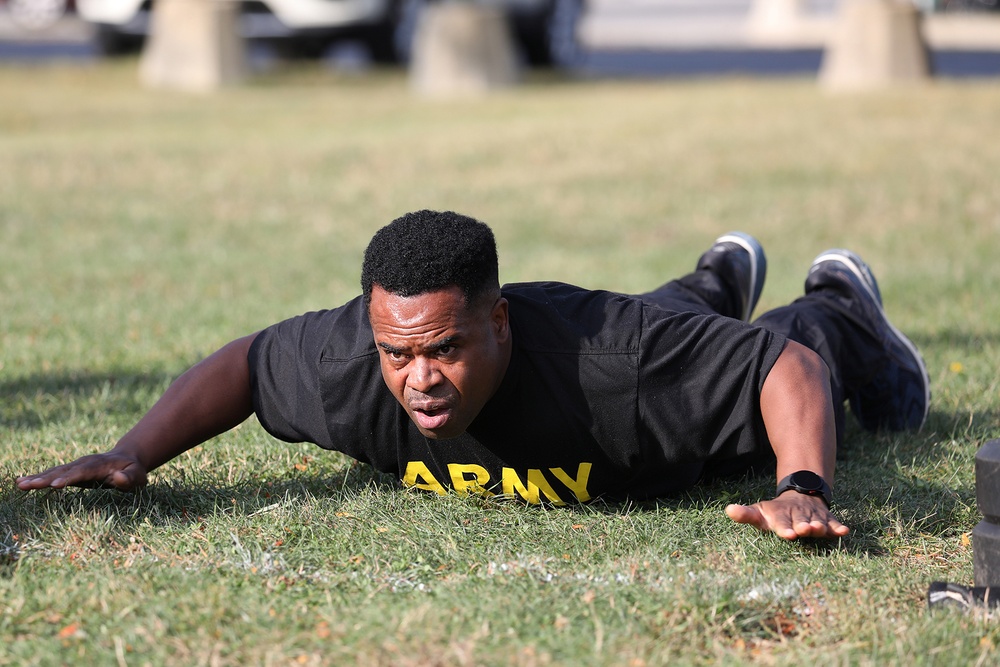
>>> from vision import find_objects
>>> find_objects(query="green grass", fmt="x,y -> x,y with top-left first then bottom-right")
2,59 -> 1000,665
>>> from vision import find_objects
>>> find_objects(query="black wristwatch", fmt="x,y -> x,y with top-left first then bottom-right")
775,471 -> 832,508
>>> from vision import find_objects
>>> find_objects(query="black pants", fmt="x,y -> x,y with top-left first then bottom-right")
636,266 -> 889,449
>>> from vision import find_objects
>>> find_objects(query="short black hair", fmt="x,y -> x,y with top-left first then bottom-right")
361,210 -> 500,307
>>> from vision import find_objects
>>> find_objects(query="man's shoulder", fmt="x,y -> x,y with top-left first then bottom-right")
502,281 -> 643,352
502,281 -> 634,305
255,295 -> 375,362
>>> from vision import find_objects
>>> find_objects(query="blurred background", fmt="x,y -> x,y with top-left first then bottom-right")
1,0 -> 999,79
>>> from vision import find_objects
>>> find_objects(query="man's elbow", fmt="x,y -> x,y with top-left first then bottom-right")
779,340 -> 831,389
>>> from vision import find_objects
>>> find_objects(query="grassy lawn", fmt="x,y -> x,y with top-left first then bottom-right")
1,59 -> 999,665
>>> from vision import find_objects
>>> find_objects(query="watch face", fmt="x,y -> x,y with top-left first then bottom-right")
789,471 -> 824,492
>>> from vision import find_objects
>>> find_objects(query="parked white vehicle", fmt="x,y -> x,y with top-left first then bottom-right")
76,0 -> 586,67
5,0 -> 71,30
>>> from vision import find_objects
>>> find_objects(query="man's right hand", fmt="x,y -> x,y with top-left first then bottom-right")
17,451 -> 149,492
16,334 -> 259,495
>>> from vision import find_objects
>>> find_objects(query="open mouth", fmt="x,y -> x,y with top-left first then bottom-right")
412,406 -> 452,431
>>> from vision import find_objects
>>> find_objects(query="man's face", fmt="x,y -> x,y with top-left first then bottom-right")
368,285 -> 511,439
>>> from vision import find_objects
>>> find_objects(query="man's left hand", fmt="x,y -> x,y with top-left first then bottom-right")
725,492 -> 849,540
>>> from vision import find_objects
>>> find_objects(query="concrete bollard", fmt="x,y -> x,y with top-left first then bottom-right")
139,0 -> 248,93
409,2 -> 520,98
974,439 -> 1000,587
819,0 -> 931,92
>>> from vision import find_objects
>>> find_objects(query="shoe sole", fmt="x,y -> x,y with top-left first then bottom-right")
811,250 -> 931,429
716,232 -> 765,322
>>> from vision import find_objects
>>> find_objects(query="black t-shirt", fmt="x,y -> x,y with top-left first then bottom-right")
248,282 -> 786,503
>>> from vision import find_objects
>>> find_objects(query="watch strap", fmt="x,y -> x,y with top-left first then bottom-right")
775,471 -> 832,508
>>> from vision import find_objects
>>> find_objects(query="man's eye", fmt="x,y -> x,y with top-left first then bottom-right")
437,345 -> 455,357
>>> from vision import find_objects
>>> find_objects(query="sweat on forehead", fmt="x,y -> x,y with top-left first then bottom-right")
361,210 -> 500,305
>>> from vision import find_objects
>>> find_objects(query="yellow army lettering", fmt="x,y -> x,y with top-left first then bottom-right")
401,461 -> 593,505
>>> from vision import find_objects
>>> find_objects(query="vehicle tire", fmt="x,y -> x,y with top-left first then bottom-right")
94,24 -> 144,56
515,0 -> 584,69
365,0 -> 423,64
365,21 -> 400,64
273,38 -> 330,60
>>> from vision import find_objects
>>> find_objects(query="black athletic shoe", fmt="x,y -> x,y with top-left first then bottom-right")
696,232 -> 767,322
805,249 -> 930,431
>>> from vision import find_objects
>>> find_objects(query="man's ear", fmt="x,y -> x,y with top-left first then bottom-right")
491,297 -> 510,343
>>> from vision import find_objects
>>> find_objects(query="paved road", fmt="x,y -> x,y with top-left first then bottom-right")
1,1 -> 999,78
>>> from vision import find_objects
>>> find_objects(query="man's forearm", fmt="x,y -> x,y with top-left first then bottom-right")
113,333 -> 259,472
759,340 -> 838,486
723,339 -> 848,540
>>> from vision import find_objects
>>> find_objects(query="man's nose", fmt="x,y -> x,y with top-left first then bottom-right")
407,357 -> 442,392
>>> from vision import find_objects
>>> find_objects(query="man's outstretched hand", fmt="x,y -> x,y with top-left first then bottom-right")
725,492 -> 849,541
16,452 -> 148,492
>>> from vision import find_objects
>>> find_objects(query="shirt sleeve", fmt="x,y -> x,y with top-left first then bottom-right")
247,296 -> 419,475
247,310 -> 335,446
637,309 -> 786,466
247,297 -> 377,448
